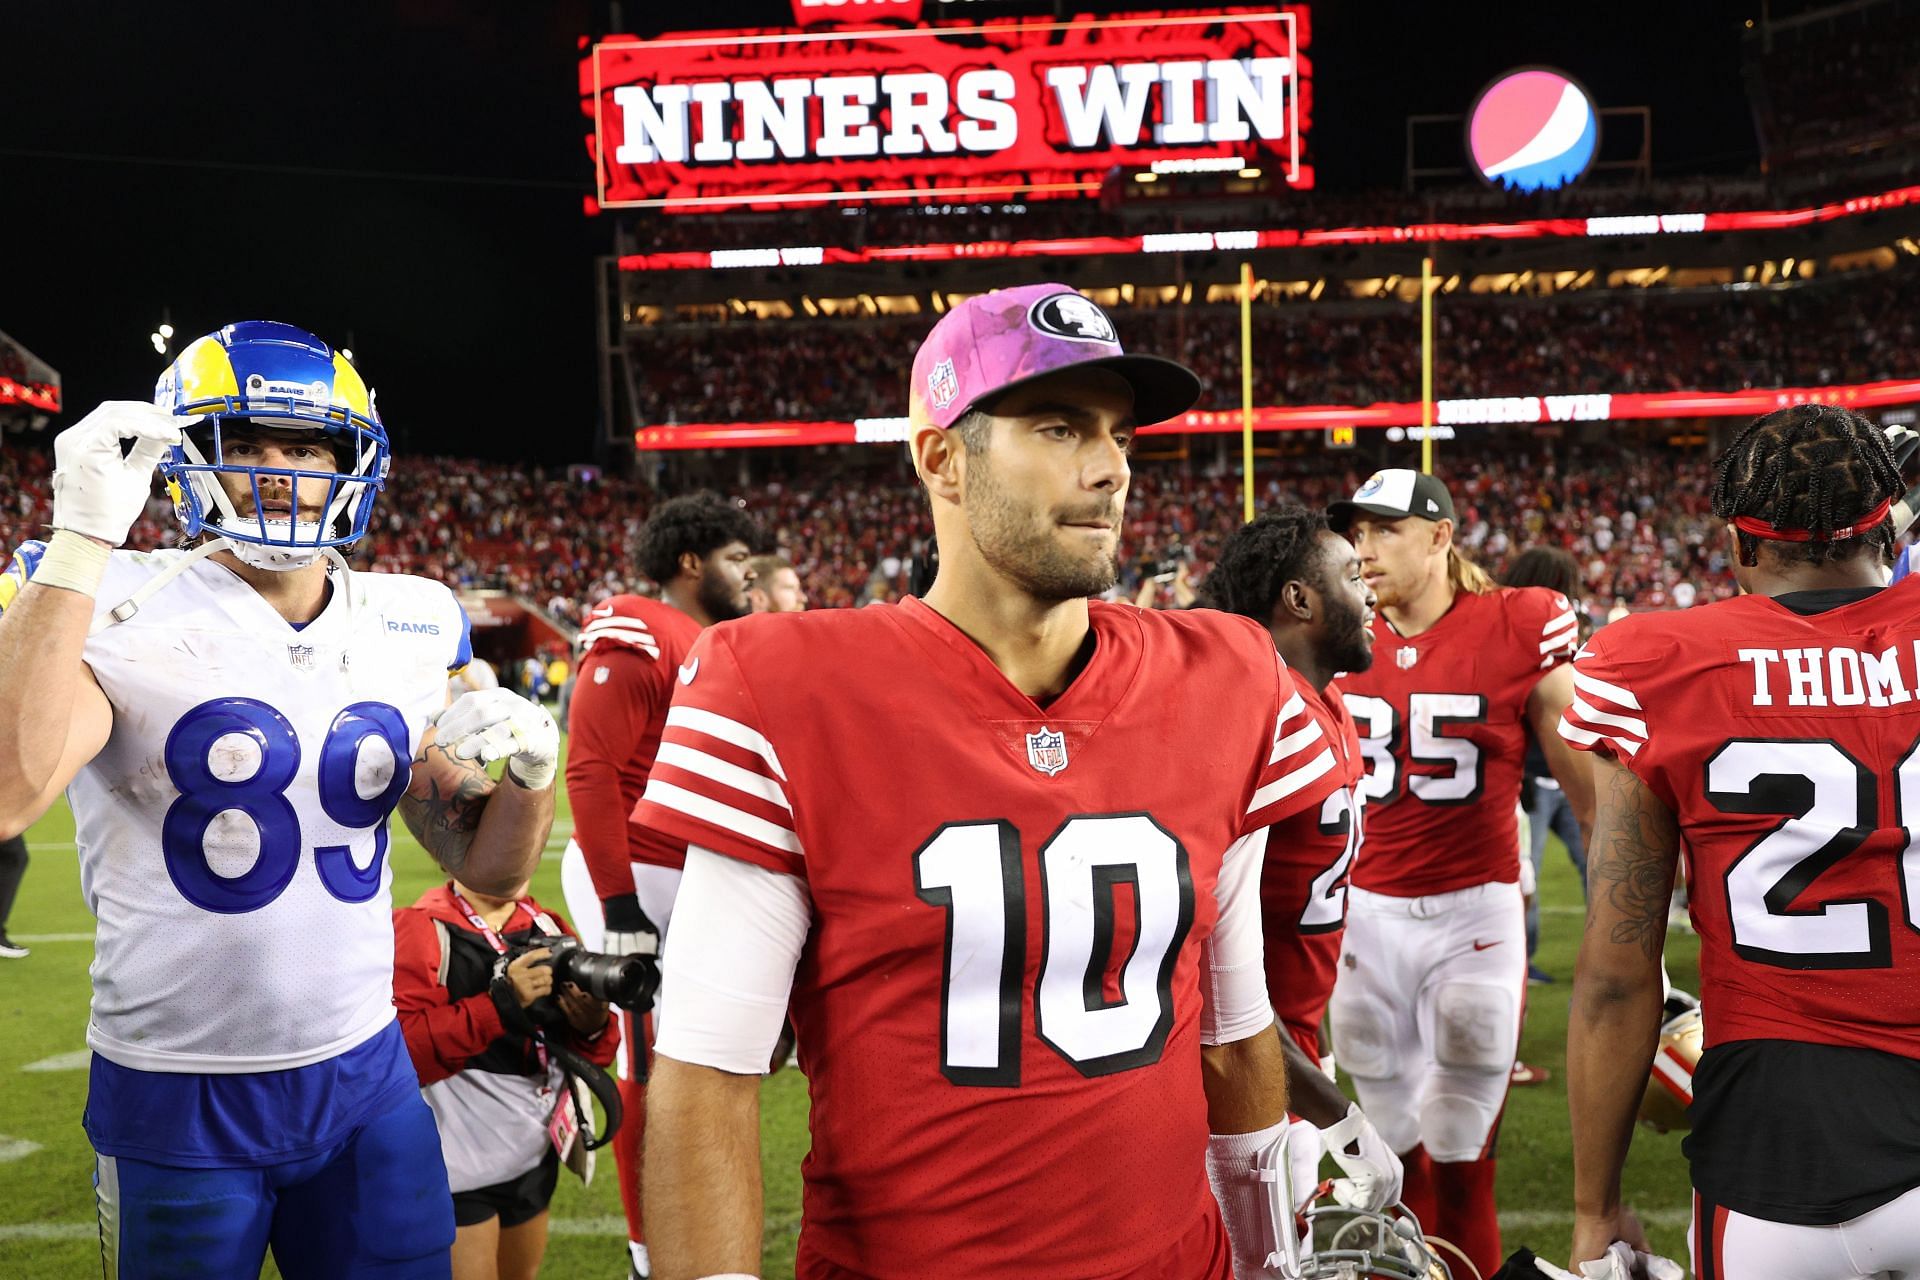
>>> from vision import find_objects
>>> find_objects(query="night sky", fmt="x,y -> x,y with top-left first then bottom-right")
6,0 -> 1756,463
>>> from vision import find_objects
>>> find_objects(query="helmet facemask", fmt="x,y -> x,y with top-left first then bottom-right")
166,413 -> 385,571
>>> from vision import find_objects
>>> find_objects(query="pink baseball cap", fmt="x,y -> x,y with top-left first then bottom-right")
908,283 -> 1201,430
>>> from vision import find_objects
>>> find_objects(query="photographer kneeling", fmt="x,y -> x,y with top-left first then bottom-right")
395,875 -> 648,1280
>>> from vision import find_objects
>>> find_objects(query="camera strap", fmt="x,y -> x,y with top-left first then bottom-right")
450,888 -> 549,1073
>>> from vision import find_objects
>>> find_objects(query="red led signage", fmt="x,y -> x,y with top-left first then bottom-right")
790,0 -> 925,28
584,9 -> 1310,210
631,378 -> 1920,450
614,182 -> 1920,271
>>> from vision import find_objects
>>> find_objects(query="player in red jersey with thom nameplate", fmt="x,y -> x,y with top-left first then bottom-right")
559,492 -> 757,1280
1565,405 -> 1920,1279
1202,506 -> 1405,1217
638,283 -> 1346,1280
1326,468 -> 1593,1278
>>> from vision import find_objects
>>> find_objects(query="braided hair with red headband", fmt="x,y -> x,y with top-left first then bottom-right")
1710,404 -> 1905,568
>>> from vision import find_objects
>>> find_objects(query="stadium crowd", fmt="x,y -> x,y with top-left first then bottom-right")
629,266 -> 1920,424
0,436 -> 1743,621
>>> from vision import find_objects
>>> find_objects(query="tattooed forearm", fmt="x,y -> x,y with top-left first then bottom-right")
1585,760 -> 1680,962
398,742 -> 496,876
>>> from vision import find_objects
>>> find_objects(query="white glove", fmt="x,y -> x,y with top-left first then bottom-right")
1541,1241 -> 1686,1280
52,402 -> 186,547
431,688 -> 559,791
1319,1103 -> 1404,1213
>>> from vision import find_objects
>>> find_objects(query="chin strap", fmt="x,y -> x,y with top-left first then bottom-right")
93,539 -> 355,634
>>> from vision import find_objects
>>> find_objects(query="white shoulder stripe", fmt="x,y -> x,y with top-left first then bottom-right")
1270,720 -> 1327,764
1540,620 -> 1580,653
665,705 -> 789,780
1572,667 -> 1643,711
1558,715 -> 1642,757
1541,609 -> 1577,637
654,742 -> 792,812
1278,691 -> 1307,723
1568,693 -> 1648,740
642,780 -> 802,856
1246,747 -> 1336,815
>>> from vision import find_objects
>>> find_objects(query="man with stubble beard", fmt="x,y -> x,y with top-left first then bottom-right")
634,284 -> 1348,1280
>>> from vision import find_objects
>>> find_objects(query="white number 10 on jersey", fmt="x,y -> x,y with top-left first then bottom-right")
913,814 -> 1194,1087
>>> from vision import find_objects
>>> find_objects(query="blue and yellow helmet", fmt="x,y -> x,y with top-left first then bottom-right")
155,321 -> 389,568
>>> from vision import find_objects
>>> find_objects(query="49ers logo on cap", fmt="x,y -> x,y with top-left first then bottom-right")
926,358 -> 959,411
1028,293 -> 1119,345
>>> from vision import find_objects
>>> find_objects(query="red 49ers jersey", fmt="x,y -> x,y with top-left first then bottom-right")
1260,677 -> 1365,1056
1561,581 -> 1920,1059
563,594 -> 703,891
634,597 -> 1341,1280
1339,586 -> 1576,898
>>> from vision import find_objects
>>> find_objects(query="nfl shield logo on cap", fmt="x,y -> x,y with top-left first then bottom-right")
1025,726 -> 1069,776
927,358 -> 959,412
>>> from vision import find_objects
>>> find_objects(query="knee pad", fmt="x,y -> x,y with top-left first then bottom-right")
1328,992 -> 1394,1081
1419,1091 -> 1501,1162
1432,981 -> 1516,1073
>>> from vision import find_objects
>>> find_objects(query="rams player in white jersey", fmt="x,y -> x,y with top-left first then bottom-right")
0,322 -> 560,1279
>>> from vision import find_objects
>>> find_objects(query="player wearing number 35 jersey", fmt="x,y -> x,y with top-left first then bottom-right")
1565,405 -> 1920,1280
0,323 -> 559,1280
1325,468 -> 1592,1279
638,286 -> 1343,1280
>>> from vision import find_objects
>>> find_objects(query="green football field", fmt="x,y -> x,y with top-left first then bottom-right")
0,735 -> 1700,1277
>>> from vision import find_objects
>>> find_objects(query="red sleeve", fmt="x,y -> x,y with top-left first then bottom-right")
1509,585 -> 1580,674
632,627 -> 806,878
564,646 -> 666,900
1557,620 -> 1661,787
1241,648 -> 1346,835
391,908 -> 508,1086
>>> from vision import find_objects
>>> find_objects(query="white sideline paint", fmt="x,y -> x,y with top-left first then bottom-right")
20,1050 -> 90,1072
0,1137 -> 44,1164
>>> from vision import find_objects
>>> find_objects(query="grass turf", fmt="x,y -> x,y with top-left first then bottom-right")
0,739 -> 1698,1277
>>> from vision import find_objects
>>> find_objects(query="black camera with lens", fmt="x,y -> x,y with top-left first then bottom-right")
512,932 -> 659,1027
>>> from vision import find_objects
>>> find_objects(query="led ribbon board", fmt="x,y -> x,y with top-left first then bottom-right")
631,378 -> 1920,449
585,8 -> 1310,210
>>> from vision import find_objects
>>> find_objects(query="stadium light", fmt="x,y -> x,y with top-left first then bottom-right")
158,323 -> 174,339
340,347 -> 354,362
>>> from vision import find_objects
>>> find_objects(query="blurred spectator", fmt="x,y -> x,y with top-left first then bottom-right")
747,553 -> 808,613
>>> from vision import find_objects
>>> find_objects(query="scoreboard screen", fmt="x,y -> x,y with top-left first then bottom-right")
582,8 -> 1310,210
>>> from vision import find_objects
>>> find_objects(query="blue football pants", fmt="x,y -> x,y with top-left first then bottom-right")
94,1087 -> 455,1280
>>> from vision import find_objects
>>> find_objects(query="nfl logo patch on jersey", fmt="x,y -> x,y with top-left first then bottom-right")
1025,727 -> 1068,776
927,358 -> 959,411
287,644 -> 316,673
1396,646 -> 1419,670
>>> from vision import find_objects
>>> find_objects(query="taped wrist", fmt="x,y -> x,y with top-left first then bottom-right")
34,529 -> 111,597
1206,1116 -> 1294,1274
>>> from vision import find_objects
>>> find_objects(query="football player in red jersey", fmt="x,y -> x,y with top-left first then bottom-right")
1326,469 -> 1593,1278
636,283 -> 1347,1280
558,491 -> 757,1280
1565,405 -> 1920,1279
1203,507 -> 1406,1216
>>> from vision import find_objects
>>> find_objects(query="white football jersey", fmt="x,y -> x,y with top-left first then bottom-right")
74,550 -> 467,1073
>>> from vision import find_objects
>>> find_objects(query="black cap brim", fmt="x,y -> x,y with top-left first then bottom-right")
973,353 -> 1202,428
1327,500 -> 1444,533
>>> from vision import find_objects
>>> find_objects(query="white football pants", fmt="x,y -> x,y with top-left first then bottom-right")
1327,880 -> 1525,1162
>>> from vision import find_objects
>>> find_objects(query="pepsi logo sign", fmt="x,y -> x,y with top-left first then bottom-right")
1467,68 -> 1598,193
